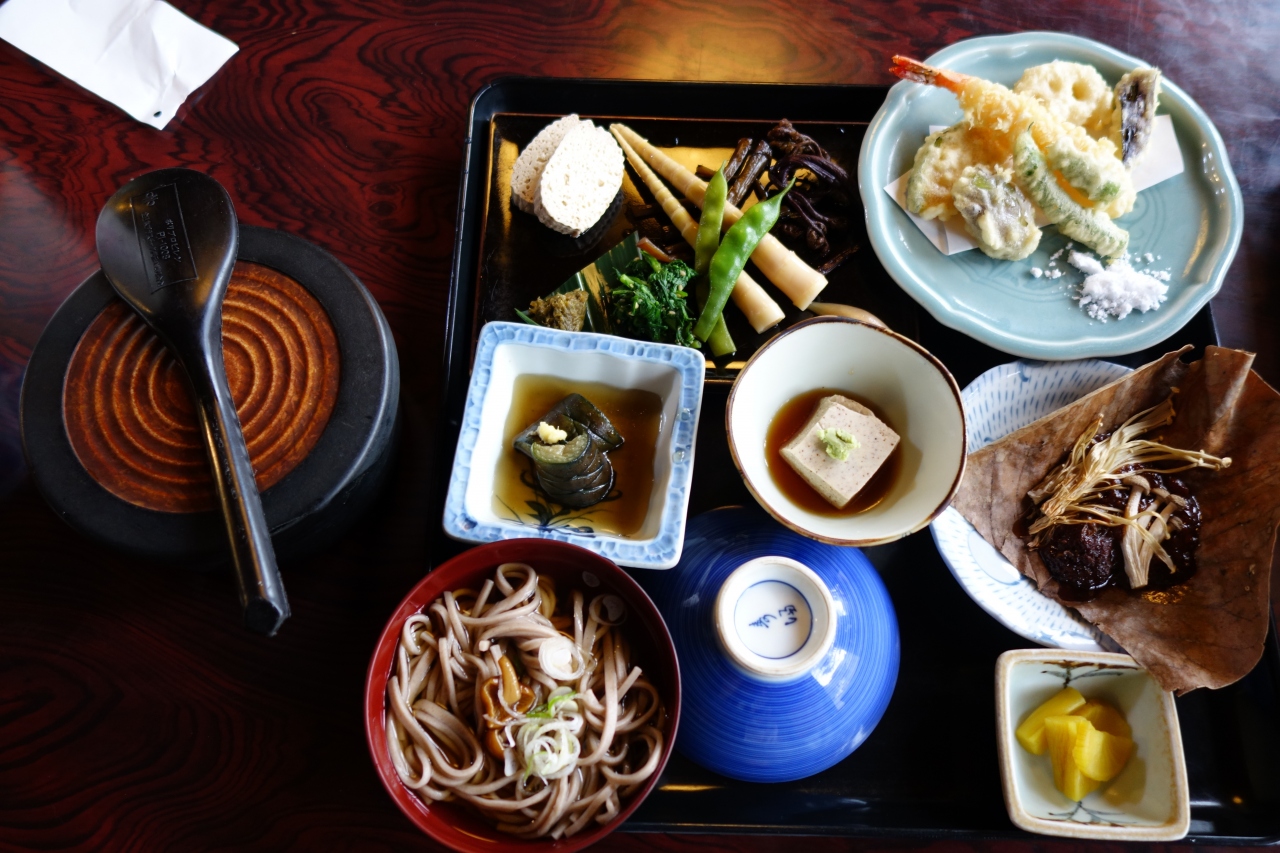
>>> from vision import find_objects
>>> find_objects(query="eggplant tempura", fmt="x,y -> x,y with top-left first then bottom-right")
954,347 -> 1280,694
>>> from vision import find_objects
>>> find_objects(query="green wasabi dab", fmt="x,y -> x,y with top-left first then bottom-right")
818,427 -> 859,461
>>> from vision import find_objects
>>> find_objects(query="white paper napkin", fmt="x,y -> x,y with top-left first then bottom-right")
884,115 -> 1184,255
0,0 -> 238,130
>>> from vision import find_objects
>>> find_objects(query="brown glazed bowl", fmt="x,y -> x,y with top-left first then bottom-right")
364,539 -> 680,853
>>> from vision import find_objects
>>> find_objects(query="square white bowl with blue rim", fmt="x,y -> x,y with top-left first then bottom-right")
996,648 -> 1189,841
443,321 -> 704,569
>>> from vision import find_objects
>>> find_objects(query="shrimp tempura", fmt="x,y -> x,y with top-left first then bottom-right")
891,56 -> 1135,219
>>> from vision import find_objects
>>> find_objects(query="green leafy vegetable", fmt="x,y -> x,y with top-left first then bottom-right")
606,253 -> 700,348
525,690 -> 578,720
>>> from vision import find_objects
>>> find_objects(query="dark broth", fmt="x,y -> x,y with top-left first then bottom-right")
764,388 -> 901,516
494,375 -> 662,536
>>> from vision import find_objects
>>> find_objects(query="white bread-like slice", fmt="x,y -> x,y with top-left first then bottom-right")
780,395 -> 900,508
510,114 -> 582,214
534,121 -> 624,237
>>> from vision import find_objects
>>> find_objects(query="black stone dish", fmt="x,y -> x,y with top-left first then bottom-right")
20,225 -> 400,563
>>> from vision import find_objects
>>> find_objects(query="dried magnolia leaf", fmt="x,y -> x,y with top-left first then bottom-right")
954,347 -> 1280,694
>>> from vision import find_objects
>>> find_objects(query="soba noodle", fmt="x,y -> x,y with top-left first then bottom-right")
385,562 -> 665,838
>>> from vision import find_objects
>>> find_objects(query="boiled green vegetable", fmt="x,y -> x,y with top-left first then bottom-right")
695,279 -> 735,357
691,163 -> 735,356
694,165 -> 727,276
607,253 -> 700,348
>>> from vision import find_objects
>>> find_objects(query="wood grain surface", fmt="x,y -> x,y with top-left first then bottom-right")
1,1 -> 1277,850
63,262 -> 339,512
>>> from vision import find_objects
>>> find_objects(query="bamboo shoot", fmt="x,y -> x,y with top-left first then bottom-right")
611,123 -> 828,310
613,131 -> 785,333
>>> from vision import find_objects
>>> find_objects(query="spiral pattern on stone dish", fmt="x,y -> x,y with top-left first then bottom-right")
63,262 -> 340,513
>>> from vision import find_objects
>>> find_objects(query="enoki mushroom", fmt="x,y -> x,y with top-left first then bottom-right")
385,563 -> 664,838
1026,395 -> 1230,588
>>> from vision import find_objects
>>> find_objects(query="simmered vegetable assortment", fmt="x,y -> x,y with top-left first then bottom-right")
611,132 -> 786,335
611,123 -> 829,311
517,117 -> 884,353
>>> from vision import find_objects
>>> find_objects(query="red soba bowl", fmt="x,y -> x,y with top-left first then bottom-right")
364,539 -> 681,852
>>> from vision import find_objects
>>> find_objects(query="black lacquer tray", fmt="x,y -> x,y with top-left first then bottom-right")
433,77 -> 1280,842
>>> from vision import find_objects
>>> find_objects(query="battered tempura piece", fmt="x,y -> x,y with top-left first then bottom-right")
1013,61 -> 1115,139
891,55 -> 1136,220
953,347 -> 1280,694
905,123 -> 1012,220
1111,68 -> 1163,166
950,164 -> 1041,260
1013,128 -> 1129,257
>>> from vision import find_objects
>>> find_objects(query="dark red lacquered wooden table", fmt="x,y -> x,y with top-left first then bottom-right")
2,2 -> 1277,850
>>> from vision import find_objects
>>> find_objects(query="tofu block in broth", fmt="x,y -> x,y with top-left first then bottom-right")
780,395 -> 900,509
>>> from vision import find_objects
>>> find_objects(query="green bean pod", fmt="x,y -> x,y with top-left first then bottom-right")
694,178 -> 795,342
692,164 -> 736,356
696,279 -> 736,356
694,165 -> 727,277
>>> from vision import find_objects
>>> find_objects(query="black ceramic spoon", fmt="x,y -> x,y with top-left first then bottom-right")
96,168 -> 290,636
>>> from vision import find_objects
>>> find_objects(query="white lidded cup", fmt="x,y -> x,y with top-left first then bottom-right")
713,556 -> 838,681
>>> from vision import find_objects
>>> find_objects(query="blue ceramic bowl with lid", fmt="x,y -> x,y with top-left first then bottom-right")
642,507 -> 899,782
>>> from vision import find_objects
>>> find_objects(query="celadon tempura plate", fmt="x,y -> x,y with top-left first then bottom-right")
859,32 -> 1243,360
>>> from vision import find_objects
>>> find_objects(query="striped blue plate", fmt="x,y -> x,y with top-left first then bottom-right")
642,507 -> 899,782
930,359 -> 1131,651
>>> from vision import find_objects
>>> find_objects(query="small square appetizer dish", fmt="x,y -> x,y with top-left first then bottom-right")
443,321 -> 704,569
364,538 -> 679,851
996,648 -> 1189,841
727,315 -> 965,546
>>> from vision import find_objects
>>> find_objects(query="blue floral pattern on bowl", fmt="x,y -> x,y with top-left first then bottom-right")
442,322 -> 704,570
641,507 -> 899,782
930,359 -> 1132,651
